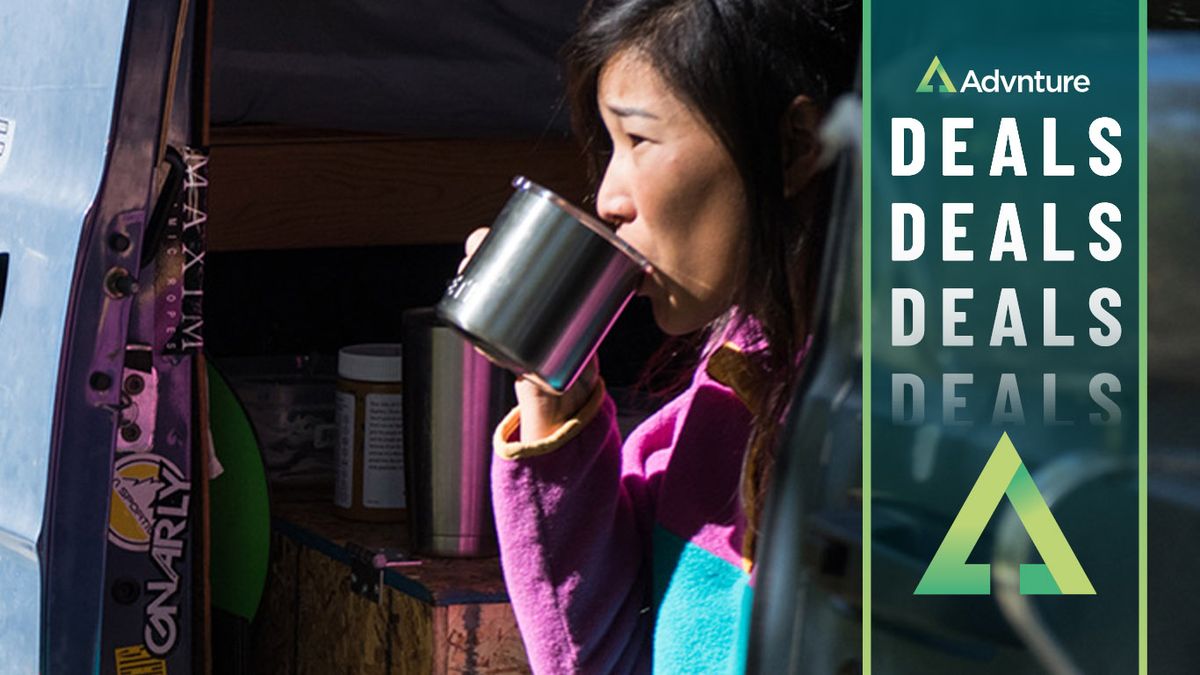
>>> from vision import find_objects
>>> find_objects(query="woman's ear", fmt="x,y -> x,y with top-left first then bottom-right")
781,95 -> 821,198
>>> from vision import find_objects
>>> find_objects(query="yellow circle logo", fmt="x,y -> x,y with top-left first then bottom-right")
108,454 -> 184,552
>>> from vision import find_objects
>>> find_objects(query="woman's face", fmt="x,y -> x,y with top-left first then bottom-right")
596,49 -> 749,335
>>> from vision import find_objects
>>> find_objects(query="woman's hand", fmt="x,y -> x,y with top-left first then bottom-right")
458,228 -> 601,443
514,356 -> 599,442
459,227 -> 491,272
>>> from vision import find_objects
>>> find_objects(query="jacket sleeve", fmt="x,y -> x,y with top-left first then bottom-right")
490,380 -> 663,674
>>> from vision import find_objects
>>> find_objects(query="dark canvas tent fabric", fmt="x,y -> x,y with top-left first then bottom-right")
211,0 -> 587,135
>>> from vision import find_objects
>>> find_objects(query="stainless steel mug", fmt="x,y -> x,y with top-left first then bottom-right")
402,309 -> 515,557
436,176 -> 653,393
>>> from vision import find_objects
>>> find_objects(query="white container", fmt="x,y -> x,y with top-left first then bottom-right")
334,344 -> 405,522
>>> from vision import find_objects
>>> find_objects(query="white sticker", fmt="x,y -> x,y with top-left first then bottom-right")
0,117 -> 13,176
334,391 -> 355,509
362,392 -> 405,509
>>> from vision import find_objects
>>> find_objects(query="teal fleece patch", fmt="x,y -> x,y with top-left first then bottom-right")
651,526 -> 753,673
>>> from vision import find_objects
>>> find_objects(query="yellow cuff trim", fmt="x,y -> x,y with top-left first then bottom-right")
705,342 -> 766,415
492,380 -> 608,460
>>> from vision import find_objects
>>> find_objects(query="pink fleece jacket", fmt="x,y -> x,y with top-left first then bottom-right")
491,343 -> 762,673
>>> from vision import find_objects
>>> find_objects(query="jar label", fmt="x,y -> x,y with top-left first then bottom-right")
363,392 -> 405,509
334,391 -> 355,509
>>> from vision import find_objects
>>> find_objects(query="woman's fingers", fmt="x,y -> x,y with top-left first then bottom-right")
512,355 -> 600,442
576,355 -> 600,395
465,227 -> 490,257
458,227 -> 491,273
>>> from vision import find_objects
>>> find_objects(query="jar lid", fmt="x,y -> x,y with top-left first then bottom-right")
338,344 -> 403,382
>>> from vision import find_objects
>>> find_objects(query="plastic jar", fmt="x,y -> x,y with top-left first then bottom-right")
334,344 -> 405,522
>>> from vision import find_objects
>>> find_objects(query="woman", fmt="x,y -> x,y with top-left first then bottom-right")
466,0 -> 856,671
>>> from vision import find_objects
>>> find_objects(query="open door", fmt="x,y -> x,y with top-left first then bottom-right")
0,1 -> 205,672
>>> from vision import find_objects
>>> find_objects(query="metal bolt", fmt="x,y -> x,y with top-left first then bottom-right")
120,423 -> 141,443
90,372 -> 113,391
111,579 -> 139,605
123,374 -> 145,395
105,268 -> 139,298
108,233 -> 131,253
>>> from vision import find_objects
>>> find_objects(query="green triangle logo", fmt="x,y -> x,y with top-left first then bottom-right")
914,433 -> 1095,595
916,55 -> 957,93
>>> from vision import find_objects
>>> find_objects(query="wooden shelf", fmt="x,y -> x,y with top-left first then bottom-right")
254,492 -> 529,674
207,126 -> 592,252
268,497 -> 509,605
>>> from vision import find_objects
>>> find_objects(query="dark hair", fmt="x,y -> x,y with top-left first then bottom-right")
564,0 -> 858,561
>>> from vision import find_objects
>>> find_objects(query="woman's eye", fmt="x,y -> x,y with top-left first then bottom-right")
629,134 -> 648,148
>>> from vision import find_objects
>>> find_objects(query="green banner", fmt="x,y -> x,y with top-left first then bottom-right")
867,1 -> 1142,672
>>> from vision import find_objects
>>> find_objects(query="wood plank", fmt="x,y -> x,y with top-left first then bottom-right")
432,604 -> 530,674
294,545 -> 435,674
254,491 -> 532,673
207,128 -> 592,251
252,533 -> 299,675
388,590 -> 440,675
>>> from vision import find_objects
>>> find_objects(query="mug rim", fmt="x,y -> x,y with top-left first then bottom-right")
512,175 -> 654,273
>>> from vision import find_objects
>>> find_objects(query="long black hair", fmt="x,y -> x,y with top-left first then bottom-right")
564,0 -> 858,561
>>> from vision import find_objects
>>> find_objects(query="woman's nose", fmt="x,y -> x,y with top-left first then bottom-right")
595,160 -> 636,227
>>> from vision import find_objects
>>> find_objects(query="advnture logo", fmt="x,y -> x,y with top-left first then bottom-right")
915,433 -> 1096,595
916,56 -> 956,93
916,56 -> 1091,95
